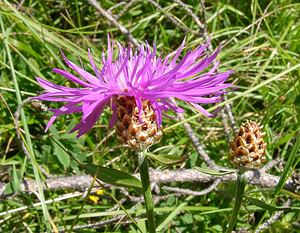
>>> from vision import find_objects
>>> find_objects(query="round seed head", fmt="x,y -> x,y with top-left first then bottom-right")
115,96 -> 163,151
229,120 -> 267,169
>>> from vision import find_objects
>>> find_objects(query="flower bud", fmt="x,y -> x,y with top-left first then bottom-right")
229,120 -> 267,169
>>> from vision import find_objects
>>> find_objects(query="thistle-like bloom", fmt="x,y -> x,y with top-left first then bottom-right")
35,36 -> 233,148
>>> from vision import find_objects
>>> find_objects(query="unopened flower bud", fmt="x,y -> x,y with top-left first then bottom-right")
229,120 -> 267,169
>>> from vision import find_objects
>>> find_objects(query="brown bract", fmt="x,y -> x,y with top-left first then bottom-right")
229,120 -> 267,169
115,96 -> 163,151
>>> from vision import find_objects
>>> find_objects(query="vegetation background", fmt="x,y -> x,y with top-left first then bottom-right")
0,0 -> 300,232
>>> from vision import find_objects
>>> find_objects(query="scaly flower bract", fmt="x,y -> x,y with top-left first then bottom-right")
35,36 -> 233,138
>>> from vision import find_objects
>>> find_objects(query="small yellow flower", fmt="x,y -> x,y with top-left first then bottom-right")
89,189 -> 105,204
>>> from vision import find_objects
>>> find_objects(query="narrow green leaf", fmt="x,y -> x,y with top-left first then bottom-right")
274,133 -> 300,196
8,38 -> 40,58
12,164 -> 21,192
195,167 -> 235,176
246,197 -> 290,212
146,152 -> 187,165
156,202 -> 187,232
136,218 -> 147,233
53,141 -> 70,169
3,182 -> 14,195
85,164 -> 142,193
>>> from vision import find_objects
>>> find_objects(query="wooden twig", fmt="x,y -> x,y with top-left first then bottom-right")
260,158 -> 282,173
115,0 -> 139,20
0,168 -> 297,197
254,198 -> 291,233
146,0 -> 200,35
223,96 -> 238,133
88,0 -> 139,46
220,108 -> 232,143
177,113 -> 220,169
173,0 -> 205,30
59,216 -> 137,232
162,179 -> 220,196
107,1 -> 128,14
200,0 -> 237,137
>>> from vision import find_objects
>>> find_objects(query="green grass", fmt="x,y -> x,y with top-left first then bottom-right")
0,0 -> 300,232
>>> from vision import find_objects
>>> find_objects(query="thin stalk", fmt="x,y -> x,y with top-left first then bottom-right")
225,170 -> 246,233
138,152 -> 156,233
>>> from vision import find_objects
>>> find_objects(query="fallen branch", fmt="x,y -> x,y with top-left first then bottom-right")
146,0 -> 200,35
88,0 -> 139,46
178,113 -> 220,169
0,168 -> 297,197
162,179 -> 221,196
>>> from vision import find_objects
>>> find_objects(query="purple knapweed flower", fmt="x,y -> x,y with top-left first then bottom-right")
35,36 -> 233,142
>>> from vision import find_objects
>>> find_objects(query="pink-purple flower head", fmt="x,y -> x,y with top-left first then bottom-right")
35,36 -> 233,138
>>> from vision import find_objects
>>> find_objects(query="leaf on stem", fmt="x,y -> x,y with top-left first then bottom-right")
85,164 -> 142,193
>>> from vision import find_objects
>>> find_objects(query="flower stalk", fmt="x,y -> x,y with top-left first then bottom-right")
225,169 -> 246,233
138,151 -> 156,233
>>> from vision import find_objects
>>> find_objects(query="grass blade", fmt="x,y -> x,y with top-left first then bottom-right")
0,13 -> 54,232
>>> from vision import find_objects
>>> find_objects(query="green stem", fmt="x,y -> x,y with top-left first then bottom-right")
138,152 -> 156,233
225,170 -> 246,233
